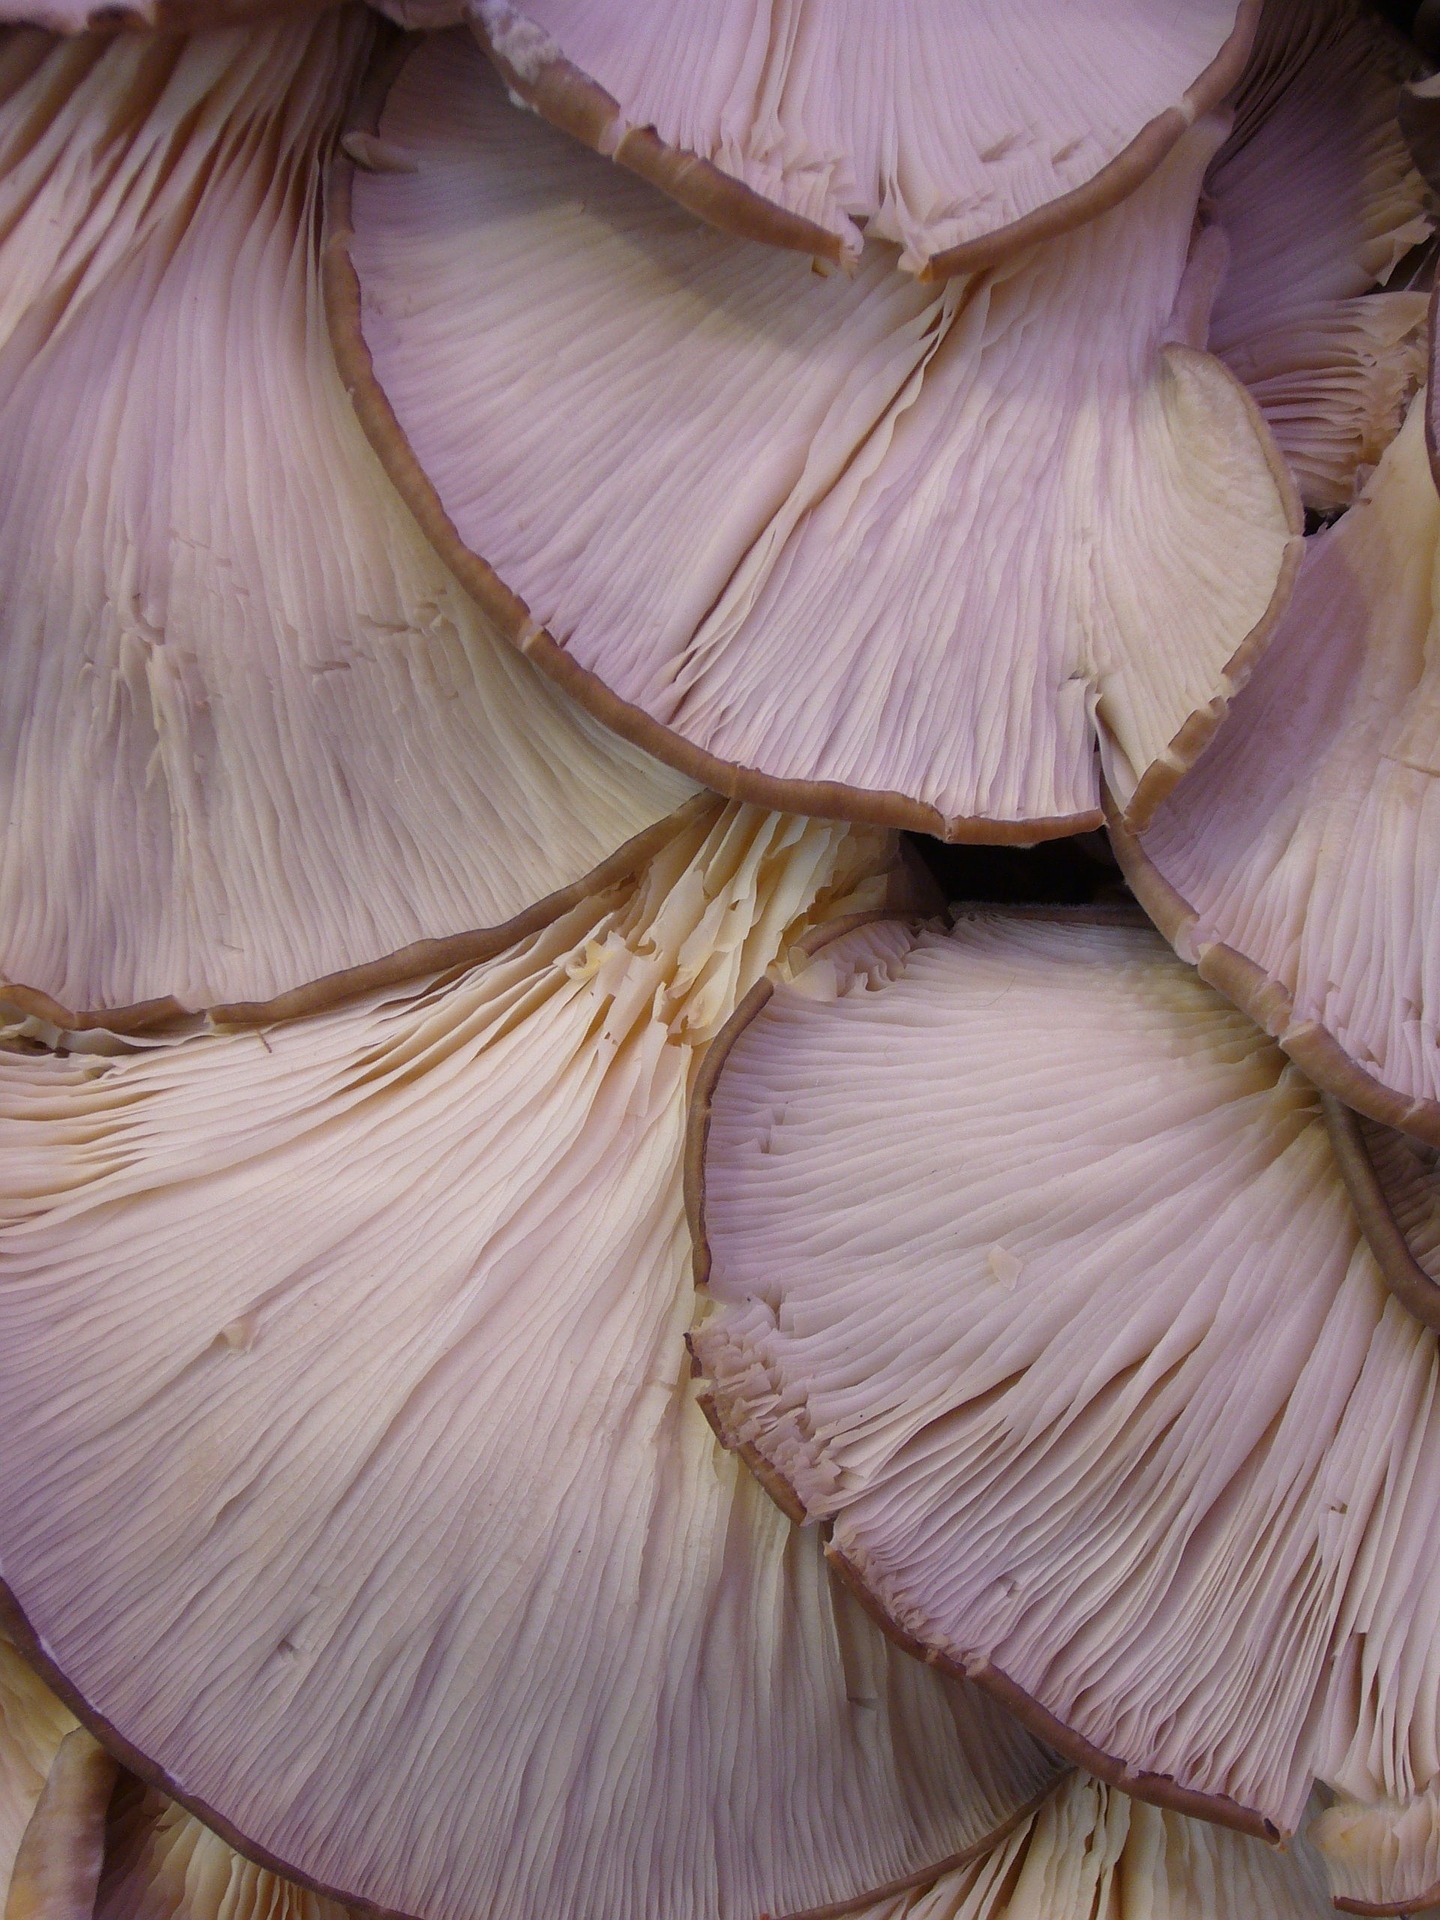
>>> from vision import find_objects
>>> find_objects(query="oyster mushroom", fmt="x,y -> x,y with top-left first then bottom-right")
1110,393 -> 1440,1142
332,30 -> 1299,843
0,805 -> 1060,1920
455,0 -> 1259,280
0,12 -> 695,1033
689,905 -> 1440,1841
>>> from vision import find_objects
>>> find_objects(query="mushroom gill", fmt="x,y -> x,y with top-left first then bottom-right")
1,1627 -> 1364,1920
0,804 -> 1060,1920
689,905 -> 1440,1840
0,12 -> 695,1032
1111,392 -> 1440,1143
333,29 -> 1299,844
458,0 -> 1259,279
1205,0 -> 1434,512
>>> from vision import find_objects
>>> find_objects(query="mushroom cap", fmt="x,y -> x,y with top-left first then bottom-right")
1311,1785 -> 1440,1916
1204,0 -> 1433,512
2,1624 -> 1356,1920
689,906 -> 1440,1836
100,1771 -> 1347,1920
1110,393 -> 1440,1143
0,15 -> 695,1031
459,0 -> 1258,279
334,31 -> 1299,844
0,805 -> 1060,1920
1216,294 -> 1428,517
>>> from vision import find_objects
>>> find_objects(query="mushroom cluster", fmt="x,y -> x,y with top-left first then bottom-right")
1,4 -> 1440,1920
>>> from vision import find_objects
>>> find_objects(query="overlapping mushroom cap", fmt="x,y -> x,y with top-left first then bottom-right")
333,28 -> 1300,843
93,1773 -> 1350,1920
452,0 -> 1258,278
689,906 -> 1440,1846
1111,393 -> 1440,1141
1206,0 -> 1432,511
1,1624 -> 1362,1920
0,13 -> 695,1031
0,6 -> 1438,1919
0,804 -> 1063,1920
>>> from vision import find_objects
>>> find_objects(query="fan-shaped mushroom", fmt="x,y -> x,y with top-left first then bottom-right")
0,14 -> 695,1032
1110,393 -> 1440,1142
689,906 -> 1440,1839
0,805 -> 1059,1920
332,30 -> 1299,843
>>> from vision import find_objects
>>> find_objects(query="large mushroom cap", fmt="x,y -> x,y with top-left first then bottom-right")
0,14 -> 695,1032
1110,392 -> 1440,1143
334,31 -> 1299,844
1205,0 -> 1433,513
453,0 -> 1258,280
689,906 -> 1440,1839
0,805 -> 1061,1920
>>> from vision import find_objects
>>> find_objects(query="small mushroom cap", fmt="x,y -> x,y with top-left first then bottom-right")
335,32 -> 1299,843
690,907 -> 1440,1836
1218,295 -> 1428,516
1205,0 -> 1433,512
1111,393 -> 1440,1143
0,806 -> 1059,1920
0,15 -> 695,1031
461,0 -> 1257,279
1311,1785 -> 1440,1915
